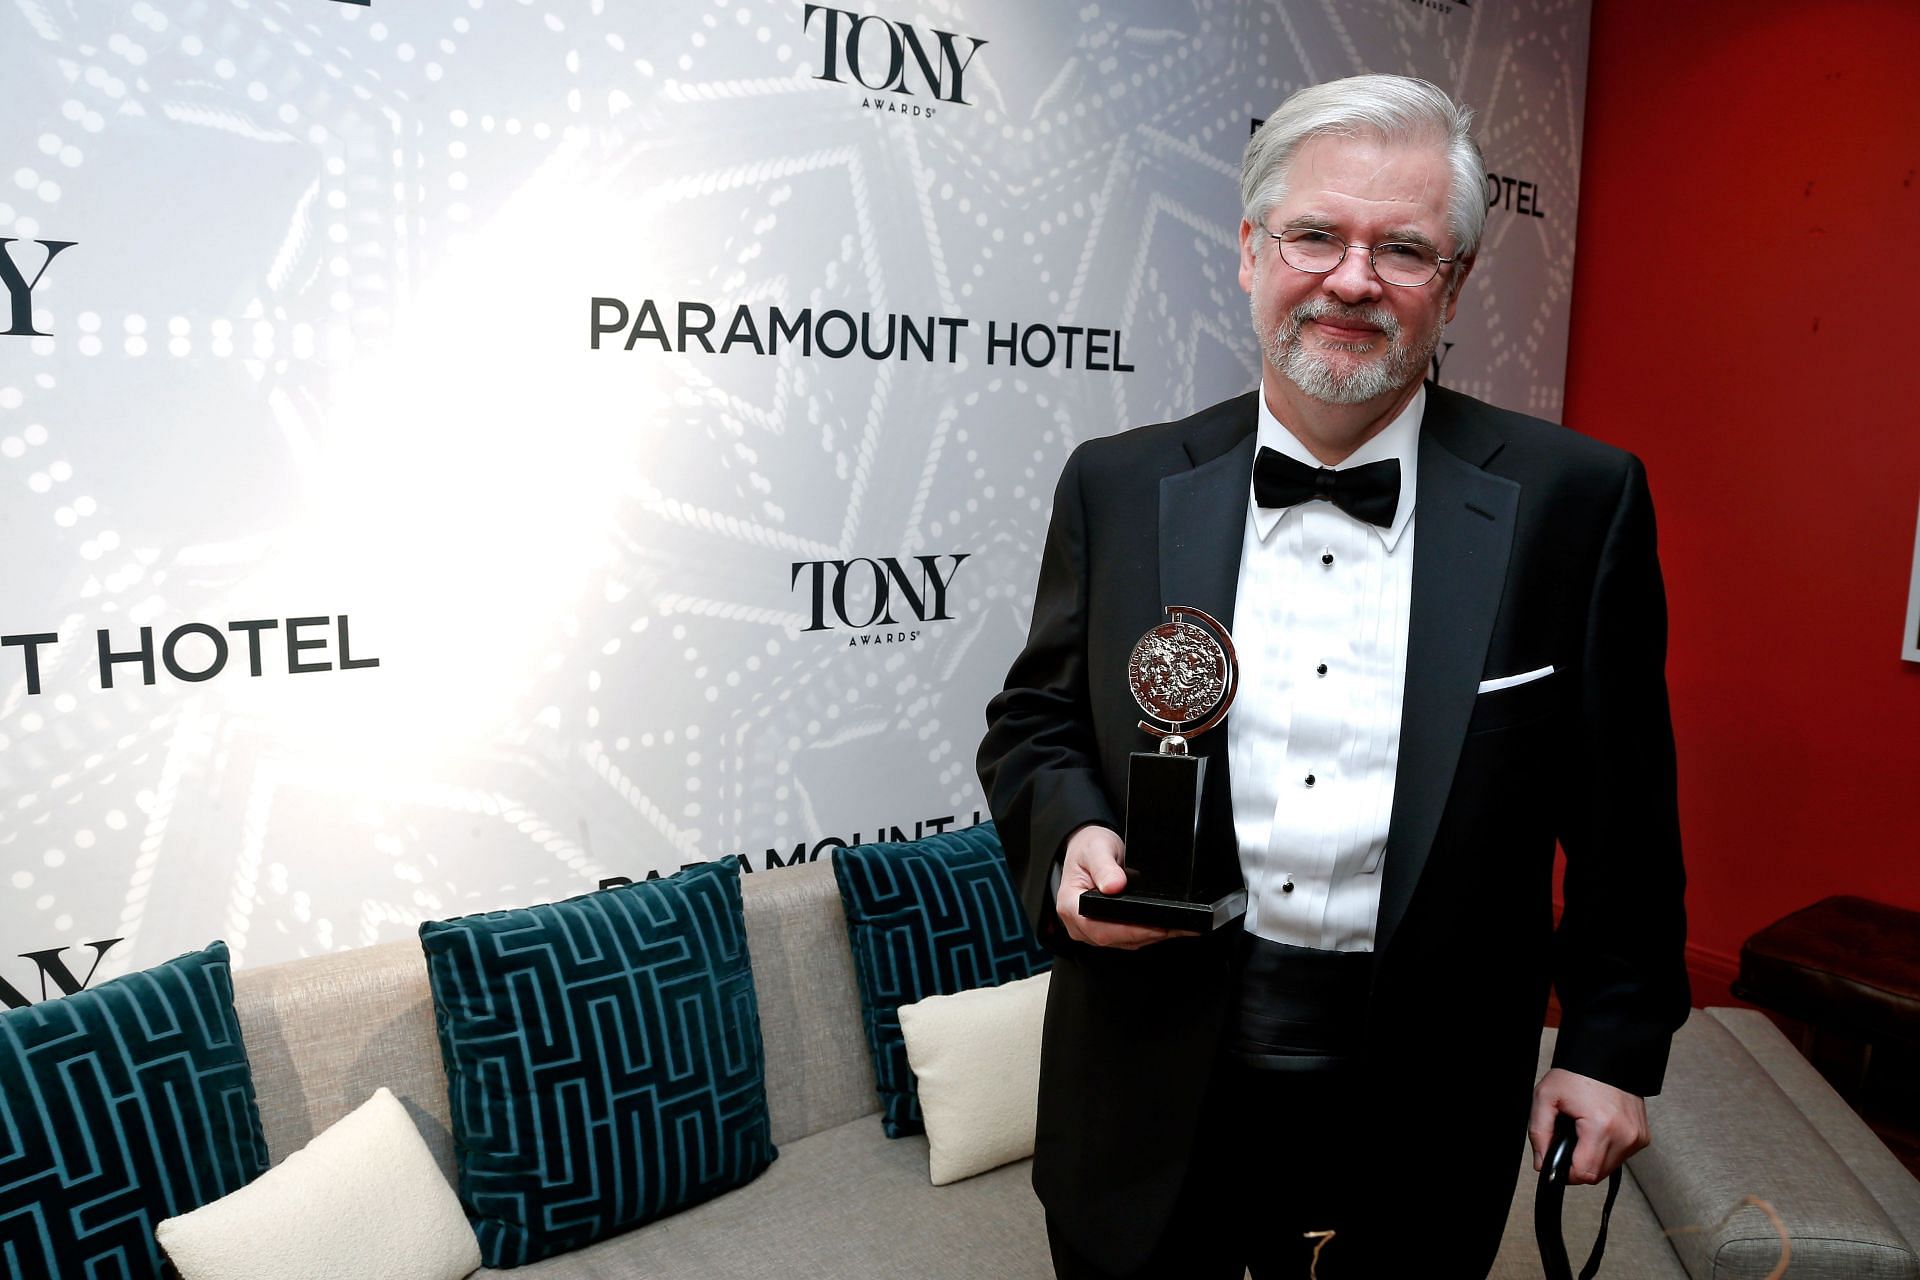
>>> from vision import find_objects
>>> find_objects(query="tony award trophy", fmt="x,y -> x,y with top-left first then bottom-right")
1079,605 -> 1249,932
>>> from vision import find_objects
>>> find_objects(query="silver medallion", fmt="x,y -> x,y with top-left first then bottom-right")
1126,606 -> 1238,754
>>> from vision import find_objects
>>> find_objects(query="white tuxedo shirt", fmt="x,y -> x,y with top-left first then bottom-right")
1228,387 -> 1422,951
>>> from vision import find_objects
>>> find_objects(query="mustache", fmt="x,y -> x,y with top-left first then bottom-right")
1285,298 -> 1402,340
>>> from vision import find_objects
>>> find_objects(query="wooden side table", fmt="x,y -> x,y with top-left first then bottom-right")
1734,895 -> 1920,1166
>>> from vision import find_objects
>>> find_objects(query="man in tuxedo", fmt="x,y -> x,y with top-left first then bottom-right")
977,74 -> 1689,1278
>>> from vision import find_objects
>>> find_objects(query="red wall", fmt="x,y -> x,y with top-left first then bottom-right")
1567,0 -> 1920,994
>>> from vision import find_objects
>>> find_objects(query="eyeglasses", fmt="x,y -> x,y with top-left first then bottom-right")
1263,227 -> 1457,288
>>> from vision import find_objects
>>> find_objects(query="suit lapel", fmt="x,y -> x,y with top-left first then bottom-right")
1158,430 -> 1256,632
1155,395 -> 1257,879
1375,389 -> 1519,956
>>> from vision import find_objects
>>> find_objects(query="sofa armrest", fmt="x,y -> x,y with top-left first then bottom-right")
1707,1006 -> 1920,1253
1631,1010 -> 1918,1280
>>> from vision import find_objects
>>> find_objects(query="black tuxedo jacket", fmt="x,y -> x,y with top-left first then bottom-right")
977,386 -> 1689,1273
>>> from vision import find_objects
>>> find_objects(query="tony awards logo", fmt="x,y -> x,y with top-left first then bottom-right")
802,4 -> 988,118
1080,606 -> 1248,930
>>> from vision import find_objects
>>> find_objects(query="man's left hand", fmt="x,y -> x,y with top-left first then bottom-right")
1528,1068 -> 1649,1185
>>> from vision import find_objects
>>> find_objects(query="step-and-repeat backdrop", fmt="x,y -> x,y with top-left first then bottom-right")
1,0 -> 1591,996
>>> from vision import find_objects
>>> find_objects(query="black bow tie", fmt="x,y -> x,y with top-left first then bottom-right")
1253,447 -> 1401,529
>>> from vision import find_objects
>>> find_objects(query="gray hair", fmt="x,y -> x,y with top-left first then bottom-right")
1243,74 -> 1487,263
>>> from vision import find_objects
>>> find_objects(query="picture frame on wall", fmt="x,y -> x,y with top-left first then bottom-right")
1906,496 -> 1920,663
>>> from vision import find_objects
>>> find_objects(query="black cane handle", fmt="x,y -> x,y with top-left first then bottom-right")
1535,1113 -> 1622,1280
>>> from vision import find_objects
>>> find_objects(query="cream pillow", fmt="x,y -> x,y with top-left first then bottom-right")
898,970 -> 1052,1185
156,1087 -> 481,1280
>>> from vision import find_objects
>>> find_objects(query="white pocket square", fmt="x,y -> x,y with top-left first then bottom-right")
1477,665 -> 1554,694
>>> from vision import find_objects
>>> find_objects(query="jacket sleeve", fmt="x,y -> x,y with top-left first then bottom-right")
977,446 -> 1121,944
1550,453 -> 1691,1096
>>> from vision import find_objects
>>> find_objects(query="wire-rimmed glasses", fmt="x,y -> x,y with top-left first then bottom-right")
1264,227 -> 1457,287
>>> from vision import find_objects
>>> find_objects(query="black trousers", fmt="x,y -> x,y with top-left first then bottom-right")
1048,1061 -> 1363,1279
1047,936 -> 1511,1280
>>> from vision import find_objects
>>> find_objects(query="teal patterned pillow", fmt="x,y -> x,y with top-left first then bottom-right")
0,941 -> 268,1280
831,822 -> 1051,1137
420,858 -> 775,1269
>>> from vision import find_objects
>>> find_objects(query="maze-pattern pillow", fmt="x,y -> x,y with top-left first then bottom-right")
0,941 -> 269,1280
831,822 -> 1051,1137
419,858 -> 775,1269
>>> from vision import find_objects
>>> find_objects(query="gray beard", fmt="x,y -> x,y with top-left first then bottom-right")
1258,295 -> 1443,406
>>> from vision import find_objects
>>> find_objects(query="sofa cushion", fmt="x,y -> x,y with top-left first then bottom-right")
230,860 -> 877,1182
156,1086 -> 480,1279
231,936 -> 455,1178
0,941 -> 268,1280
420,859 -> 775,1269
733,860 -> 879,1146
900,971 -> 1050,1185
832,823 -> 1050,1137
486,1117 -> 1050,1278
1635,1011 -> 1918,1279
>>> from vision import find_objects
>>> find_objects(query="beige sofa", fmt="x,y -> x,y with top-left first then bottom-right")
229,859 -> 1920,1278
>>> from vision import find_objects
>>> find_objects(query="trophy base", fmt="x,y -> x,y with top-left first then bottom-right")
1078,887 -> 1248,932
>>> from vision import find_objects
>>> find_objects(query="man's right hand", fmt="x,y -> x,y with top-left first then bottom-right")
1056,825 -> 1194,949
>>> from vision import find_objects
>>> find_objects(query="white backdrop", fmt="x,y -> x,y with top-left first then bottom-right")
0,0 -> 1592,992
